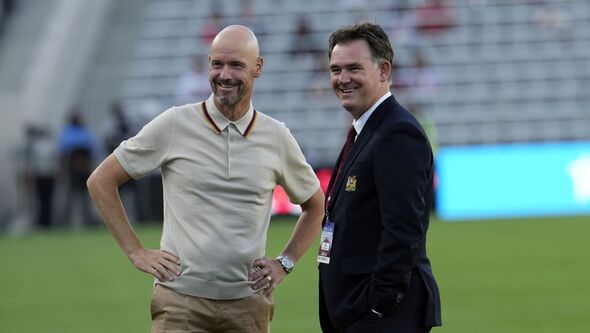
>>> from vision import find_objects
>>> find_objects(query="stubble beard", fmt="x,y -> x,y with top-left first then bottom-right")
215,94 -> 241,106
211,80 -> 246,107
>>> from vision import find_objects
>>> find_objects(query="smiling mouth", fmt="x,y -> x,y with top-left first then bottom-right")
215,79 -> 239,90
218,83 -> 236,89
340,87 -> 357,94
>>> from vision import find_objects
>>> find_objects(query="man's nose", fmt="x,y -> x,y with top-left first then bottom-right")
219,65 -> 231,80
338,71 -> 351,85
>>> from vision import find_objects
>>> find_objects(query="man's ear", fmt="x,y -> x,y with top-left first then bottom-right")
379,61 -> 391,82
253,57 -> 264,78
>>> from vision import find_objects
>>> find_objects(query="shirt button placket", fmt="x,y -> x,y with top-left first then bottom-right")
226,125 -> 232,178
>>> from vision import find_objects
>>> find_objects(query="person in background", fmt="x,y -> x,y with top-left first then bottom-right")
58,111 -> 98,228
200,10 -> 224,45
318,23 -> 442,333
414,0 -> 455,37
397,50 -> 439,104
101,100 -> 140,222
175,56 -> 210,105
87,25 -> 324,333
102,100 -> 133,154
290,15 -> 320,65
23,125 -> 57,229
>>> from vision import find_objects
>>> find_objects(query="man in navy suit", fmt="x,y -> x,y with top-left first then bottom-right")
318,23 -> 442,333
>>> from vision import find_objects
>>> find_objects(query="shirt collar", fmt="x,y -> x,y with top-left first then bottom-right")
352,91 -> 391,137
203,94 -> 257,137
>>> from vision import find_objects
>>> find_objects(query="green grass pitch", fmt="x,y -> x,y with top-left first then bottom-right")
1,215 -> 589,332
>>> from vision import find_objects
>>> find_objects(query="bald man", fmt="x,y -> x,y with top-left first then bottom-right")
87,25 -> 324,333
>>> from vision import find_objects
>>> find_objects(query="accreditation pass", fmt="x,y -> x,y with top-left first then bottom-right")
317,221 -> 335,264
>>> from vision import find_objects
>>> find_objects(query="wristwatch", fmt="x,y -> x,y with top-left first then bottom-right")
276,255 -> 294,274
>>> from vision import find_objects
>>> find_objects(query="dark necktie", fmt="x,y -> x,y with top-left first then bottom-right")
327,126 -> 356,207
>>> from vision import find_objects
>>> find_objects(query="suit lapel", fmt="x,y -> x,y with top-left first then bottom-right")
327,96 -> 397,208
326,147 -> 345,204
329,130 -> 372,203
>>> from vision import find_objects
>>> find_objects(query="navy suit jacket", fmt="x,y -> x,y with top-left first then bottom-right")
319,95 -> 442,331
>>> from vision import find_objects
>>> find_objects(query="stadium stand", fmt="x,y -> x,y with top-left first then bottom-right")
1,0 -> 589,230
120,0 -> 590,168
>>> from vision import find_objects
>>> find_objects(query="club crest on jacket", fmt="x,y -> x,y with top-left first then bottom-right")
345,175 -> 357,192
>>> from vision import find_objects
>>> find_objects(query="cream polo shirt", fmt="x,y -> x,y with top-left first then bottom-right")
114,94 -> 319,300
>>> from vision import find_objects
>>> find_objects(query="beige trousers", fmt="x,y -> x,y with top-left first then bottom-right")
151,284 -> 275,333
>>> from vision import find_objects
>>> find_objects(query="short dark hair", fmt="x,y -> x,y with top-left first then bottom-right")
328,22 -> 394,66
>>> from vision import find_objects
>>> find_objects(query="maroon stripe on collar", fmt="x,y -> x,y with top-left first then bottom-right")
202,102 -> 222,134
243,110 -> 257,138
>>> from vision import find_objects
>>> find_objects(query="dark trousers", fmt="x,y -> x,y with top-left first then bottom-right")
35,176 -> 55,228
320,274 -> 431,333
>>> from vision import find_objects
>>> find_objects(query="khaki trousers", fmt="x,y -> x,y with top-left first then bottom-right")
151,284 -> 275,333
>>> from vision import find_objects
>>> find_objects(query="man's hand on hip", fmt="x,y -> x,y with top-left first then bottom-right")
129,248 -> 181,282
249,257 -> 287,297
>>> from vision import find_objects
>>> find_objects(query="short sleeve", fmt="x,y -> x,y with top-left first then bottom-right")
278,127 -> 320,204
114,108 -> 176,179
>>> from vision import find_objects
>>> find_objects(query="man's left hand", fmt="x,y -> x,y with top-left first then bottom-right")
249,257 -> 287,296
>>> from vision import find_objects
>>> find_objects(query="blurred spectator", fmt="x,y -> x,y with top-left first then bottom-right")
236,0 -> 267,45
100,100 -> 140,223
57,111 -> 98,228
290,16 -> 320,65
533,3 -> 573,39
200,10 -> 224,45
306,54 -> 332,100
102,100 -> 133,154
23,125 -> 57,229
384,3 -> 419,48
389,62 -> 409,93
407,103 -> 438,156
397,50 -> 439,103
175,56 -> 210,105
414,0 -> 455,36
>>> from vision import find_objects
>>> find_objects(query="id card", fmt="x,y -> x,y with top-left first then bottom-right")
317,221 -> 335,264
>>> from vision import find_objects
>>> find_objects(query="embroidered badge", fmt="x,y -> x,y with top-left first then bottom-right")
345,175 -> 357,192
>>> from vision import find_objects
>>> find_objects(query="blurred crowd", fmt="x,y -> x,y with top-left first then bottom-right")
6,0 -> 575,233
16,99 -> 170,233
19,104 -> 111,230
6,0 -> 454,233
177,0 -> 450,162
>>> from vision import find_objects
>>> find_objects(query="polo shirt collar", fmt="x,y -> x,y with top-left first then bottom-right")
203,94 -> 257,137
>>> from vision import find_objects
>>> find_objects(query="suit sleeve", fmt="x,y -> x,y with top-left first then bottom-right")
369,122 -> 433,315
